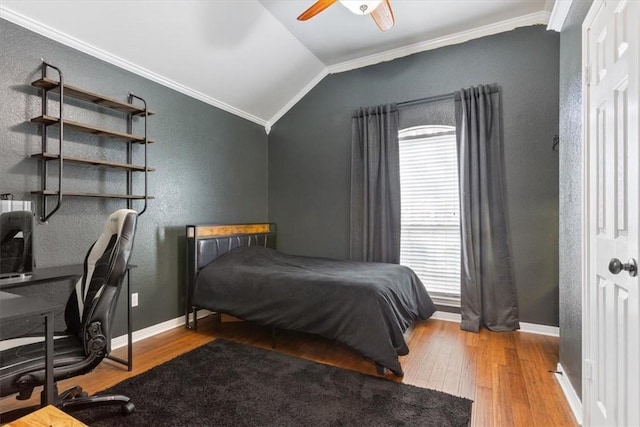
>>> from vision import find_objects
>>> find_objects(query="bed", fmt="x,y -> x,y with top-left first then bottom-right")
185,223 -> 436,376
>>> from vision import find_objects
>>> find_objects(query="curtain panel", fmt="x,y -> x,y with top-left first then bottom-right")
349,104 -> 400,264
455,85 -> 520,332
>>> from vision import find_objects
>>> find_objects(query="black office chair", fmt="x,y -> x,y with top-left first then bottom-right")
0,209 -> 138,420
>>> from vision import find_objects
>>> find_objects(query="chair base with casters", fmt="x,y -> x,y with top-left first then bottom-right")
56,383 -> 134,414
0,332 -> 135,422
0,209 -> 138,423
0,384 -> 134,423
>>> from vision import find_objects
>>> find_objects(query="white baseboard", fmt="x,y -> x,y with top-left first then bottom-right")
555,363 -> 583,425
519,322 -> 560,337
110,310 -> 211,350
431,311 -> 462,323
431,311 -> 560,337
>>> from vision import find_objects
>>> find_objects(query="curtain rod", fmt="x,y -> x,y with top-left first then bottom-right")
397,85 -> 499,108
397,92 -> 455,108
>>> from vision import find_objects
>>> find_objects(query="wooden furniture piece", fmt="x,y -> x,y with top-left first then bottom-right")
4,405 -> 87,427
30,61 -> 154,222
0,291 -> 62,406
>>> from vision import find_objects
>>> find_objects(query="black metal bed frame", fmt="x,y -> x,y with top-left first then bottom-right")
184,223 -> 276,330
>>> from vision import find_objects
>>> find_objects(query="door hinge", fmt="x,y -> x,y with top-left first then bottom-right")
584,359 -> 593,381
584,65 -> 591,85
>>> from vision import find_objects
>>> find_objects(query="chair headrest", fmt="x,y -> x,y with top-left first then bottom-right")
85,209 -> 137,279
105,209 -> 137,237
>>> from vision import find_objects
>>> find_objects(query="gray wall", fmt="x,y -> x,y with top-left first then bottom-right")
558,0 -> 593,401
0,18 -> 269,336
268,25 -> 561,326
0,17 -> 565,336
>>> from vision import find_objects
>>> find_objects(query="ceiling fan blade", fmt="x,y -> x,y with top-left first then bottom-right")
297,0 -> 339,21
370,0 -> 394,31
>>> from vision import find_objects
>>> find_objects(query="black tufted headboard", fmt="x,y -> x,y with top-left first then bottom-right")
184,223 -> 276,328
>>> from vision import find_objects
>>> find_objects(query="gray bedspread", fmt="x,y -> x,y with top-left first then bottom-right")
193,246 -> 436,375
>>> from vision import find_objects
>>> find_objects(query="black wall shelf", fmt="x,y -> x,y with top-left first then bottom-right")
30,61 -> 153,222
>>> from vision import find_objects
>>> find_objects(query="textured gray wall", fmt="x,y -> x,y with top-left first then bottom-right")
0,19 -> 268,337
268,25 -> 560,326
558,0 -> 592,401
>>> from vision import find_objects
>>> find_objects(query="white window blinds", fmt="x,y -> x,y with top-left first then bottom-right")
398,126 -> 461,300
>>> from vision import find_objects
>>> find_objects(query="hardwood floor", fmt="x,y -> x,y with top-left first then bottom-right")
0,316 -> 578,426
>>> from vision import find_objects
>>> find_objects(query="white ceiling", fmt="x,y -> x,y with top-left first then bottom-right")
0,0 -> 557,132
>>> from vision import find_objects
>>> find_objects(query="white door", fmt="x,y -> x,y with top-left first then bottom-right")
584,1 -> 639,426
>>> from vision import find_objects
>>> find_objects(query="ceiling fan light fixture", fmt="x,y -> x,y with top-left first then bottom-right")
339,0 -> 383,15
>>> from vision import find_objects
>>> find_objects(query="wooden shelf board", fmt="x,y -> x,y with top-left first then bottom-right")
32,153 -> 155,172
32,191 -> 154,200
31,78 -> 155,116
31,115 -> 155,144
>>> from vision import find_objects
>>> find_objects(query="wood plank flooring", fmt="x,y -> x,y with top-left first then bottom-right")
0,316 -> 578,426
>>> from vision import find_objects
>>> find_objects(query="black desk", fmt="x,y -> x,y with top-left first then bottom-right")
0,265 -> 83,290
0,264 -> 134,371
0,291 -> 62,406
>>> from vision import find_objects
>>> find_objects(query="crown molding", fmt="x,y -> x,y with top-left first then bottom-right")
547,0 -> 574,32
266,67 -> 330,133
327,11 -> 551,74
0,7 -> 268,130
268,10 -> 552,128
2,5 -> 552,133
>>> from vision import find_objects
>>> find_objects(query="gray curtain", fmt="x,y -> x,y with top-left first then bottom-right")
455,85 -> 519,332
349,104 -> 400,263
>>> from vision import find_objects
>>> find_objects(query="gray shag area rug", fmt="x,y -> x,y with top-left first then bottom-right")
74,339 -> 472,426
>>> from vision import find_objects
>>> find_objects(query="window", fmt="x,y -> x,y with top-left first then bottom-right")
398,125 -> 460,305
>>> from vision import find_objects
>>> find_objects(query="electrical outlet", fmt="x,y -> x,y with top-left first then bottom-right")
131,292 -> 139,307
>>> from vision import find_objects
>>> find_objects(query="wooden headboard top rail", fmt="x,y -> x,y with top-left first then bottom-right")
186,223 -> 274,239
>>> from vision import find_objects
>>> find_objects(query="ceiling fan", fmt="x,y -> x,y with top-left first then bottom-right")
297,0 -> 395,32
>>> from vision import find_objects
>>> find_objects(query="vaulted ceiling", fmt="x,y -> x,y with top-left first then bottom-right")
0,0 -> 560,132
